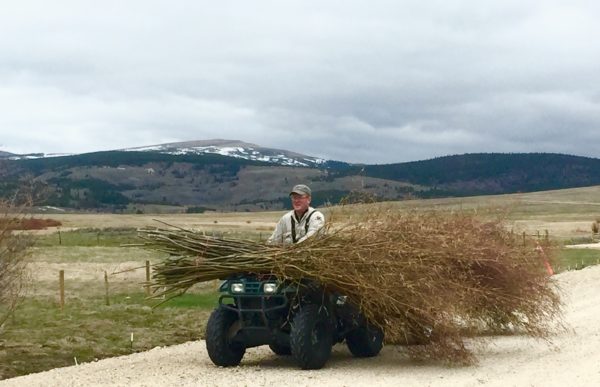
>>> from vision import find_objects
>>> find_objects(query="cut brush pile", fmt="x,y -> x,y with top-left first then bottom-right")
140,210 -> 562,364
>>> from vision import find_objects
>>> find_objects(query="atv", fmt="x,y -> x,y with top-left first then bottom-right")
205,274 -> 384,370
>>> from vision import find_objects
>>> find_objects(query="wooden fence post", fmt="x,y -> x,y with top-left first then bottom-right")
104,271 -> 110,306
59,270 -> 65,310
545,229 -> 549,242
145,260 -> 151,296
522,231 -> 526,246
58,230 -> 62,245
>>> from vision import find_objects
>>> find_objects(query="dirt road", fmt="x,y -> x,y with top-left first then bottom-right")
2,267 -> 600,387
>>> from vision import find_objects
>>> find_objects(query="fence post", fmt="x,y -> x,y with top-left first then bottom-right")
522,231 -> 526,246
145,260 -> 151,296
59,270 -> 65,310
104,271 -> 110,306
58,230 -> 62,245
545,230 -> 549,242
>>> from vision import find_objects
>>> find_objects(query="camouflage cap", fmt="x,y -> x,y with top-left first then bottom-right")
289,184 -> 312,196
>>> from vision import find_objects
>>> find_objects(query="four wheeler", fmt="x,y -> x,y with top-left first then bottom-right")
205,274 -> 384,369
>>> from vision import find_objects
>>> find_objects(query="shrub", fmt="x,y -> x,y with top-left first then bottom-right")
592,220 -> 599,235
0,199 -> 33,329
0,218 -> 62,230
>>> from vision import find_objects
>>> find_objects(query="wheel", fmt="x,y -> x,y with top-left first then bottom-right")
290,304 -> 333,370
205,306 -> 245,367
269,341 -> 292,355
346,323 -> 384,357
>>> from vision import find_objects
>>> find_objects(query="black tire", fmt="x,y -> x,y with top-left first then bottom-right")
290,304 -> 333,370
205,307 -> 245,367
346,324 -> 384,357
269,341 -> 292,355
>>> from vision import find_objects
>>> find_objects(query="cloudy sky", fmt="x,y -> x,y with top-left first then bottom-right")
1,1 -> 599,163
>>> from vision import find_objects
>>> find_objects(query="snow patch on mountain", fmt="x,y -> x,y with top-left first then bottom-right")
3,140 -> 328,167
126,141 -> 326,167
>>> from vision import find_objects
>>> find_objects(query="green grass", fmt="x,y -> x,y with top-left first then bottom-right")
116,291 -> 221,309
0,228 -> 223,380
35,228 -> 140,247
28,245 -> 163,264
563,236 -> 598,245
158,292 -> 221,308
34,228 -> 265,248
554,248 -> 600,272
0,292 -> 216,380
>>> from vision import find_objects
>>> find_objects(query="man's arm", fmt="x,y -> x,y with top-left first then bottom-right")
267,215 -> 289,245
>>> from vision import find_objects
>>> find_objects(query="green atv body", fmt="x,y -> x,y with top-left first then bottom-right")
205,274 -> 384,369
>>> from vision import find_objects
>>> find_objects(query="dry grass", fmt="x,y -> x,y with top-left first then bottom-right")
141,207 -> 562,364
26,183 -> 600,241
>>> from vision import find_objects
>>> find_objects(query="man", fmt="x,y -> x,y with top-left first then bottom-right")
267,184 -> 325,245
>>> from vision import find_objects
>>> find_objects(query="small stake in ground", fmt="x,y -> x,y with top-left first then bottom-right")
145,260 -> 151,296
104,271 -> 110,306
59,270 -> 65,310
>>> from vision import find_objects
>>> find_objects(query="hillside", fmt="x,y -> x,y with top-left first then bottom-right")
2,145 -> 600,212
359,153 -> 600,196
0,150 -> 410,211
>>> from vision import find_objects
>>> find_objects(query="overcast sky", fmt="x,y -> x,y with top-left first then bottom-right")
1,1 -> 599,163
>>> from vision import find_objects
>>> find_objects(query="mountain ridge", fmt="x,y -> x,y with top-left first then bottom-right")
122,139 -> 327,167
2,141 -> 600,212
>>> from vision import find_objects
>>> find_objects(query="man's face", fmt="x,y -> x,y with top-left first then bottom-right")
290,193 -> 310,213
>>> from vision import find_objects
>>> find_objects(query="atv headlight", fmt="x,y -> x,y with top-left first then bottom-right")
263,283 -> 277,294
231,283 -> 244,293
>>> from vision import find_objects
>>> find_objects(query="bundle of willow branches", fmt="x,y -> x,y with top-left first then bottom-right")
140,210 -> 562,364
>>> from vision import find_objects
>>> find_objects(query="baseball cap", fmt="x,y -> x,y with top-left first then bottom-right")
289,184 -> 312,196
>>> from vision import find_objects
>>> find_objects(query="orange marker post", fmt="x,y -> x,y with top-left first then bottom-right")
535,242 -> 554,276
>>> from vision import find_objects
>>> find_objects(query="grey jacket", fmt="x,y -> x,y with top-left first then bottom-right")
267,207 -> 325,245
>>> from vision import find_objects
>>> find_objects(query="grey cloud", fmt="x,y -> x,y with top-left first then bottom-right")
1,1 -> 599,162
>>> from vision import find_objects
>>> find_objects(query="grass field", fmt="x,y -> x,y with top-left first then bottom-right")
2,185 -> 600,379
0,228 -> 226,379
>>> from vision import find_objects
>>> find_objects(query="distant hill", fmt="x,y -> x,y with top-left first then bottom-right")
0,150 -> 16,158
358,153 -> 600,196
2,141 -> 600,212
